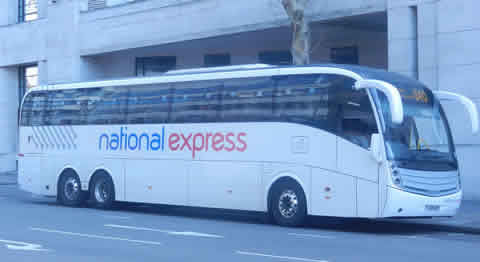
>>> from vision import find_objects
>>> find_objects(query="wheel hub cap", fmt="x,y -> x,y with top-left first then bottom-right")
64,177 -> 80,201
94,181 -> 108,203
278,190 -> 298,218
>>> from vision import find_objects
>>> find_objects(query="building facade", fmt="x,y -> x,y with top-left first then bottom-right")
1,0 -> 479,199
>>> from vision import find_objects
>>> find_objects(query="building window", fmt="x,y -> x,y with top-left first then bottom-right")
258,50 -> 292,65
136,57 -> 177,76
331,46 -> 359,65
204,54 -> 231,68
19,65 -> 38,106
19,0 -> 38,23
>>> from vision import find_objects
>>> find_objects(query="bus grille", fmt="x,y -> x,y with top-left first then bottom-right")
396,168 -> 459,197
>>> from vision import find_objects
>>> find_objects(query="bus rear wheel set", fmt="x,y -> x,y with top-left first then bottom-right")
57,170 -> 115,209
57,171 -> 307,226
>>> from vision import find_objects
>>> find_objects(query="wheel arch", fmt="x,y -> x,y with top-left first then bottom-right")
56,166 -> 80,200
88,167 -> 116,200
265,173 -> 309,215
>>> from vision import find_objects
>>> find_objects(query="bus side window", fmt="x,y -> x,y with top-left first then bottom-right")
333,87 -> 378,149
273,74 -> 330,128
88,86 -> 128,125
45,89 -> 84,126
127,84 -> 171,124
171,81 -> 221,123
20,93 -> 36,126
24,92 -> 47,126
220,77 -> 274,122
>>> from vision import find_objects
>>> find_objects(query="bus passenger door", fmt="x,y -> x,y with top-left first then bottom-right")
335,88 -> 380,218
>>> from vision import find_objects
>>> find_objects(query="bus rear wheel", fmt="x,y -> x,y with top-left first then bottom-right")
58,171 -> 87,207
90,173 -> 115,209
269,180 -> 307,227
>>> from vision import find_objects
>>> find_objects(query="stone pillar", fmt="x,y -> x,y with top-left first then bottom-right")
433,0 -> 480,200
46,0 -> 92,83
38,0 -> 49,19
0,67 -> 20,172
0,0 -> 19,26
417,1 -> 438,90
37,60 -> 48,86
387,5 -> 419,79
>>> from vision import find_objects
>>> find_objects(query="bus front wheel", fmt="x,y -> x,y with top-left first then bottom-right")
269,179 -> 307,227
58,171 -> 87,207
90,172 -> 115,209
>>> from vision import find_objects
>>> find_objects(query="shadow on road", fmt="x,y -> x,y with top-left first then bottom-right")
22,196 -> 480,236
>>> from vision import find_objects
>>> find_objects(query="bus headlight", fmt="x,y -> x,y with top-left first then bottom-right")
391,168 -> 402,187
393,177 -> 402,186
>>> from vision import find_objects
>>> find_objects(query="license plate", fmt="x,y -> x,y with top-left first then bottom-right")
425,205 -> 440,211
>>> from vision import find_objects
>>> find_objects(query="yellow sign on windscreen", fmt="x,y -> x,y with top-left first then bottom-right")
398,88 -> 429,103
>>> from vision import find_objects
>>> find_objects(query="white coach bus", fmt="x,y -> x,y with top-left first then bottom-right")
18,64 -> 479,226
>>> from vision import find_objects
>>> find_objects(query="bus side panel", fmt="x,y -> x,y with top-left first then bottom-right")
337,138 -> 378,183
310,168 -> 356,217
18,157 -> 50,196
125,159 -> 188,205
189,162 -> 262,211
356,179 -> 379,217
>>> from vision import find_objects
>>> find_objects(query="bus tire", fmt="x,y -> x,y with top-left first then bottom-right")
58,171 -> 87,207
90,172 -> 115,209
269,179 -> 307,227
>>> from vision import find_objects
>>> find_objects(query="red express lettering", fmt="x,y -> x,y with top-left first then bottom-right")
224,133 -> 235,152
193,133 -> 205,159
237,132 -> 247,152
212,133 -> 224,151
168,134 -> 180,151
168,131 -> 247,158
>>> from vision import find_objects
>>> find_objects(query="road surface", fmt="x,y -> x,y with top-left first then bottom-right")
0,184 -> 478,262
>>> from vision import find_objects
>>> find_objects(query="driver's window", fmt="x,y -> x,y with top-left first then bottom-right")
333,87 -> 378,149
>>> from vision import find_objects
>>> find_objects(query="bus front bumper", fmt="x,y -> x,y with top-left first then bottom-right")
383,187 -> 462,218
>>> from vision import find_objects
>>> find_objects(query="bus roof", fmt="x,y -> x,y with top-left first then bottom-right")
30,63 -> 426,92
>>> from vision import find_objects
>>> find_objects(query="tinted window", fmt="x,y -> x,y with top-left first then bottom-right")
88,87 -> 128,125
171,81 -> 221,123
136,57 -> 176,76
19,74 -> 378,147
20,91 -> 47,126
44,89 -> 86,125
204,54 -> 231,67
331,46 -> 359,65
258,51 -> 292,65
332,81 -> 378,148
273,74 -> 332,129
127,84 -> 171,124
221,77 -> 274,122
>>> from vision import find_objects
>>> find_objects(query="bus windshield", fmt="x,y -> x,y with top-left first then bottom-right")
373,85 -> 457,171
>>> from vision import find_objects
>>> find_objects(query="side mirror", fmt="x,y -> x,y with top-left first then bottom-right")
370,133 -> 383,163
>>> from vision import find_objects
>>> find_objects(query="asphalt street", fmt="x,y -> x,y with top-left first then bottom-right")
1,183 -> 479,262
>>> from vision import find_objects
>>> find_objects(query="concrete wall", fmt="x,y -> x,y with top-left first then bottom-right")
78,0 -> 386,56
0,67 -> 19,172
95,25 -> 387,80
388,0 -> 480,200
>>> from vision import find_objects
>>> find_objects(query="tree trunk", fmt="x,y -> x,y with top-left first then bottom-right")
281,0 -> 310,65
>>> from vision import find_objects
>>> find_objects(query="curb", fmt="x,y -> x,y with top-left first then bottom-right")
0,173 -> 17,186
403,221 -> 480,235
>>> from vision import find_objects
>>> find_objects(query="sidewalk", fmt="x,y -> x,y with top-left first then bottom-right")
399,200 -> 480,234
0,171 -> 17,185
